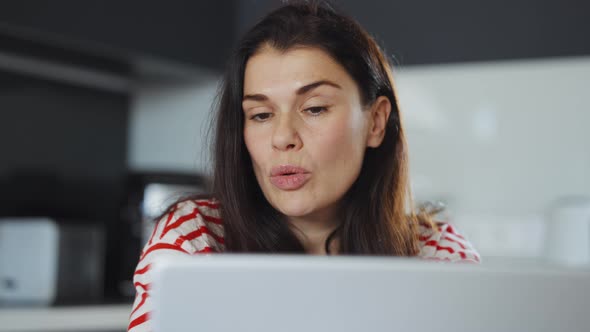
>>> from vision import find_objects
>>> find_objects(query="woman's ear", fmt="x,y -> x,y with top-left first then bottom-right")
366,96 -> 392,148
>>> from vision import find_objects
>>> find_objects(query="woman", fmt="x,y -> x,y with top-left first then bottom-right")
128,2 -> 480,331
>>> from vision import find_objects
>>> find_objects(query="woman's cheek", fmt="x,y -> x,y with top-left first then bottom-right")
244,128 -> 268,175
319,116 -> 360,154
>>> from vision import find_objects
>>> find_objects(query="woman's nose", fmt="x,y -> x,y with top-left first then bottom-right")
271,113 -> 302,151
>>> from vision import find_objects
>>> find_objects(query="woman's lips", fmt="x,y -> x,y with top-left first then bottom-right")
270,173 -> 311,190
270,165 -> 311,190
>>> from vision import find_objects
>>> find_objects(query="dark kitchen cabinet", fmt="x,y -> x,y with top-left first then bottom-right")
0,1 -> 237,75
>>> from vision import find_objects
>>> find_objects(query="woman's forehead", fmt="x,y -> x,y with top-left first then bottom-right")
243,46 -> 356,98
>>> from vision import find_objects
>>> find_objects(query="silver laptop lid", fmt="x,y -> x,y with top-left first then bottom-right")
152,255 -> 590,332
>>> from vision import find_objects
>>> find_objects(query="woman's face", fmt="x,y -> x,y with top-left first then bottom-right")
242,46 -> 379,220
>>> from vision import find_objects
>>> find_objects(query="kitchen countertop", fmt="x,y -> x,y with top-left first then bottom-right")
0,304 -> 132,332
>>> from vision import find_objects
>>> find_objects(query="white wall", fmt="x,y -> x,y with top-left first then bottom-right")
397,56 -> 590,215
128,78 -> 219,175
395,56 -> 590,256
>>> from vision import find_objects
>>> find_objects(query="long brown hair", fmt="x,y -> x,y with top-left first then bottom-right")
199,1 -> 432,255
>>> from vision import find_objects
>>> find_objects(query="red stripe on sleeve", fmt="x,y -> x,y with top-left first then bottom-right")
443,236 -> 467,249
425,241 -> 457,254
424,240 -> 438,247
147,221 -> 160,246
139,243 -> 189,262
134,264 -> 151,276
443,224 -> 466,240
435,245 -> 455,254
202,213 -> 222,225
163,204 -> 179,226
130,292 -> 149,316
418,235 -> 432,241
128,312 -> 149,331
195,200 -> 221,209
160,207 -> 223,241
134,282 -> 151,291
149,205 -> 179,245
149,204 -> 179,245
198,246 -> 214,253
182,226 -> 225,245
160,208 -> 200,239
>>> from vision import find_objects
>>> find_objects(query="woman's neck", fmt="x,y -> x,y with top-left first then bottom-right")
287,209 -> 340,255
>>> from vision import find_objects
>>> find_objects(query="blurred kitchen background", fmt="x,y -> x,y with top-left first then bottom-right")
0,0 -> 589,330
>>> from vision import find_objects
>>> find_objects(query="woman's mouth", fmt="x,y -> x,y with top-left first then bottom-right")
270,165 -> 311,190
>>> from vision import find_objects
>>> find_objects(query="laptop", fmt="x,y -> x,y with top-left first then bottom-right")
151,255 -> 590,332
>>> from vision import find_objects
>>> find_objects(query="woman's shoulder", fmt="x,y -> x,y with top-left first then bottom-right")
144,197 -> 225,255
128,198 -> 224,331
417,221 -> 481,263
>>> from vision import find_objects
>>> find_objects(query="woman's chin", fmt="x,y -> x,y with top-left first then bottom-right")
275,203 -> 313,218
270,196 -> 315,218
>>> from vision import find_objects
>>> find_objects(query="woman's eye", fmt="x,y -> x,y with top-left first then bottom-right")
250,113 -> 272,121
304,106 -> 328,116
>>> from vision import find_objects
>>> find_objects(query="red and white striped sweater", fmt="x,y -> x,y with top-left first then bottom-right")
128,198 -> 481,332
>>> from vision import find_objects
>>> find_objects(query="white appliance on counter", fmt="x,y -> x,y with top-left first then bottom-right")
0,219 -> 58,306
0,218 -> 104,306
546,197 -> 590,266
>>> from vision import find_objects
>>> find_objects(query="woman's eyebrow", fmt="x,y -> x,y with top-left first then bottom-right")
242,94 -> 268,102
242,80 -> 342,102
295,79 -> 342,95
